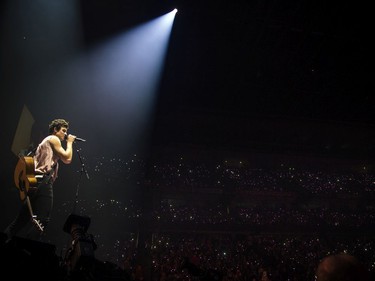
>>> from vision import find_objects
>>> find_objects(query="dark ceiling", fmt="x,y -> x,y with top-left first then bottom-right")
80,0 -> 374,124
77,0 -> 375,158
0,0 -> 373,160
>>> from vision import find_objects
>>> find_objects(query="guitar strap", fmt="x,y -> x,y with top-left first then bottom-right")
26,147 -> 37,157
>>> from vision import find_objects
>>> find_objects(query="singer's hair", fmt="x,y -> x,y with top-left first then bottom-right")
48,119 -> 69,134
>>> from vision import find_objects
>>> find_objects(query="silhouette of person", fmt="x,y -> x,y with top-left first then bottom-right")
315,253 -> 371,281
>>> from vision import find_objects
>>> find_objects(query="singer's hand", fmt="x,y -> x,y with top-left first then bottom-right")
65,133 -> 76,143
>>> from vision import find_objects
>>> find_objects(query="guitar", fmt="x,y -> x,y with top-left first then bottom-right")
14,156 -> 44,232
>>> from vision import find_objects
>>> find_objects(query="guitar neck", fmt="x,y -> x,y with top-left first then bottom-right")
25,196 -> 44,232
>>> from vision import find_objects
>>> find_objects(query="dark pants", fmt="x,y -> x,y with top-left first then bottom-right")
4,181 -> 53,241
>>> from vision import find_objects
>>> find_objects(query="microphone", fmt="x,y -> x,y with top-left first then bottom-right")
65,133 -> 86,142
74,136 -> 86,142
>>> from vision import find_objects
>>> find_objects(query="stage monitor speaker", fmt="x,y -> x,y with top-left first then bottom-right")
0,234 -> 59,278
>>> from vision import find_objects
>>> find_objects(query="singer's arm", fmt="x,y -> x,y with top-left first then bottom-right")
50,134 -> 75,164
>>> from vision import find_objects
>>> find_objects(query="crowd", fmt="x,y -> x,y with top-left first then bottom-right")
3,151 -> 374,280
48,152 -> 375,280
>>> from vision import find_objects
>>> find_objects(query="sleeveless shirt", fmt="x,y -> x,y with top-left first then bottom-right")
34,135 -> 60,182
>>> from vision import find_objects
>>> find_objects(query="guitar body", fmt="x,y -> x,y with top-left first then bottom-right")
13,155 -> 44,232
14,156 -> 37,201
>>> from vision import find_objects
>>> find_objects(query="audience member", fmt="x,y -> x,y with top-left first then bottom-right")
316,253 -> 371,281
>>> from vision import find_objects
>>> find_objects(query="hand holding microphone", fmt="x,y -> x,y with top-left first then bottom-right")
64,133 -> 86,142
